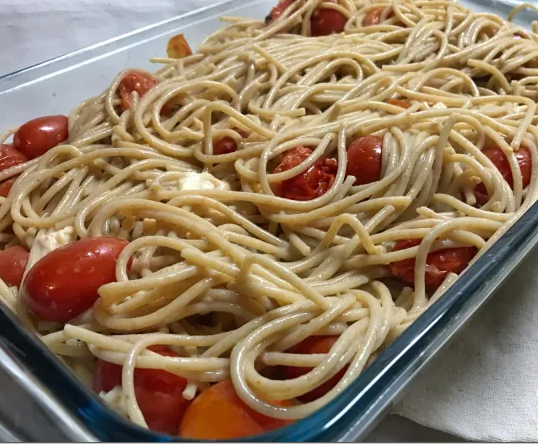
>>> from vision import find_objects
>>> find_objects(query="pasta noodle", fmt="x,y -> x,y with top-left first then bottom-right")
1,0 -> 538,437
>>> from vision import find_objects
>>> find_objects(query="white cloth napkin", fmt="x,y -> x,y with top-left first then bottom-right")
1,0 -> 537,442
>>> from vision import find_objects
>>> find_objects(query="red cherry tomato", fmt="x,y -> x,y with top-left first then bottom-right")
362,7 -> 394,26
346,135 -> 383,186
283,336 -> 346,403
13,116 -> 68,160
390,239 -> 478,289
0,246 -> 29,288
266,0 -> 298,23
310,0 -> 347,36
0,178 -> 16,198
272,146 -> 337,201
179,380 -> 293,439
23,237 -> 130,322
474,145 -> 532,205
213,129 -> 249,155
388,99 -> 410,109
118,71 -> 175,115
94,345 -> 190,435
0,144 -> 28,172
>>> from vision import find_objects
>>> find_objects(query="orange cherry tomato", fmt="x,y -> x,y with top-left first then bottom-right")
390,239 -> 478,289
0,144 -> 28,172
94,345 -> 190,435
388,99 -> 410,108
0,246 -> 29,288
23,237 -> 131,322
346,135 -> 383,186
266,0 -> 298,23
283,336 -> 347,403
0,178 -> 17,198
213,129 -> 249,155
310,0 -> 347,37
473,145 -> 532,206
362,6 -> 394,26
179,380 -> 293,440
13,116 -> 68,160
272,146 -> 337,201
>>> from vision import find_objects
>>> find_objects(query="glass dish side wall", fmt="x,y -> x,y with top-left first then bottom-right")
0,0 -> 536,441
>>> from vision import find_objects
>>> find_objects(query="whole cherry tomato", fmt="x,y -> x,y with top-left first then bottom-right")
178,380 -> 293,439
13,116 -> 68,159
390,239 -> 478,289
272,146 -> 337,200
473,145 -> 531,206
346,135 -> 383,185
310,0 -> 347,37
213,129 -> 249,155
0,246 -> 29,287
362,6 -> 394,26
283,336 -> 347,403
23,237 -> 130,322
94,345 -> 190,435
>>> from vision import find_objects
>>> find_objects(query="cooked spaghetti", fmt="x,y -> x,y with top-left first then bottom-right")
0,0 -> 537,438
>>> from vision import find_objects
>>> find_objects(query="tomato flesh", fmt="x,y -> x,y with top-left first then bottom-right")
0,144 -> 28,172
310,0 -> 347,37
266,0 -> 298,23
23,237 -> 130,322
346,135 -> 383,185
362,7 -> 394,26
390,239 -> 478,289
474,145 -> 532,205
94,345 -> 191,435
388,99 -> 410,108
118,72 -> 175,115
0,178 -> 17,198
13,116 -> 68,159
272,146 -> 337,200
0,246 -> 29,288
283,336 -> 346,403
179,380 -> 293,439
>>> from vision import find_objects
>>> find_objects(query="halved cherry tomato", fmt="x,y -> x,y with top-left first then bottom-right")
0,246 -> 29,288
23,237 -> 131,322
0,178 -> 16,198
362,7 -> 394,26
283,336 -> 346,403
213,129 -> 249,155
265,0 -> 298,23
272,146 -> 337,200
388,99 -> 410,109
13,116 -> 68,160
390,239 -> 477,289
94,345 -> 190,435
346,135 -> 383,186
310,0 -> 347,37
473,145 -> 531,205
0,145 -> 28,172
179,380 -> 293,439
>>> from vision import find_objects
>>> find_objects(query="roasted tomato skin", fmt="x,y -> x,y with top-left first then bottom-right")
0,246 -> 29,287
283,336 -> 347,403
474,145 -> 532,205
178,380 -> 293,440
362,7 -> 395,26
272,146 -> 337,201
346,135 -> 383,185
93,345 -> 190,435
213,129 -> 249,155
388,99 -> 410,108
390,239 -> 478,289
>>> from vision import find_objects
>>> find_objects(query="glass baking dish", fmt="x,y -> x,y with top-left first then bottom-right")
0,0 -> 537,441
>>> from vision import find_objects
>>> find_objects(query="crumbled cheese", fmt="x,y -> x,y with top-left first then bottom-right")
432,102 -> 447,109
177,172 -> 230,191
26,227 -> 77,271
99,386 -> 129,417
